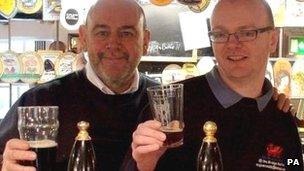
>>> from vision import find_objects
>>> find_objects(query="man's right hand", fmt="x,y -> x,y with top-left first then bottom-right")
131,120 -> 167,171
2,139 -> 36,171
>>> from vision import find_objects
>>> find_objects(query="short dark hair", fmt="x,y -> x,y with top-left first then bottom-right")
85,0 -> 147,29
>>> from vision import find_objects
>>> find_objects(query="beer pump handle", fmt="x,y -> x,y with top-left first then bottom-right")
197,121 -> 223,171
67,121 -> 96,171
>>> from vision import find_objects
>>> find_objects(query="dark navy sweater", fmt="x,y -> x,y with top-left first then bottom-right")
0,69 -> 158,171
123,74 -> 303,171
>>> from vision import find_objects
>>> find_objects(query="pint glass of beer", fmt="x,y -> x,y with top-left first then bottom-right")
147,84 -> 184,148
18,106 -> 59,171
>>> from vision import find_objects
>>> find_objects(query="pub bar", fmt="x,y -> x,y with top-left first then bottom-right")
0,0 -> 303,170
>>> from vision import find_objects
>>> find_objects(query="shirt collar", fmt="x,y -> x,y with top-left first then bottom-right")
206,66 -> 273,111
85,62 -> 139,95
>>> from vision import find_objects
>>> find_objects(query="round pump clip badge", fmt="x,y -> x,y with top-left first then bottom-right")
19,52 -> 43,83
188,0 -> 211,13
60,7 -> 84,31
55,52 -> 76,77
0,51 -> 21,83
17,0 -> 42,14
149,0 -> 173,6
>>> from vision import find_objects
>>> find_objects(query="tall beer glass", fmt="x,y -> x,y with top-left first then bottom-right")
147,84 -> 184,148
18,106 -> 59,171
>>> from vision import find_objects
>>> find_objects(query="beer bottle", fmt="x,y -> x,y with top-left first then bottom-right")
67,121 -> 96,171
197,121 -> 223,171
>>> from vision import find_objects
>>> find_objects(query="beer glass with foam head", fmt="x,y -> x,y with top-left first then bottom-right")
18,106 -> 59,171
147,84 -> 184,148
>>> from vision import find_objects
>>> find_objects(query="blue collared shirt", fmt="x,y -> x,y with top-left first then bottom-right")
206,66 -> 273,111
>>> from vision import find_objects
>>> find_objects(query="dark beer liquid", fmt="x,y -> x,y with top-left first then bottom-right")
22,140 -> 57,171
162,128 -> 184,147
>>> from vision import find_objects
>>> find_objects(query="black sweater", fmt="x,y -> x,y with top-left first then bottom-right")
0,69 -> 158,171
123,75 -> 303,171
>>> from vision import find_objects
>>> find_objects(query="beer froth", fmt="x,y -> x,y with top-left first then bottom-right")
28,139 -> 57,148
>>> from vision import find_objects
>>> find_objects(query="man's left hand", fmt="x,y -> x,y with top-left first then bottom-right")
273,88 -> 292,113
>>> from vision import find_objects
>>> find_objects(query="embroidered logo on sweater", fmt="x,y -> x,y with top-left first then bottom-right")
255,143 -> 286,171
267,143 -> 283,158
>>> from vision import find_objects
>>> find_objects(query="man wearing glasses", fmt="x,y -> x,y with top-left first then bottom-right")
126,0 -> 303,170
208,26 -> 274,43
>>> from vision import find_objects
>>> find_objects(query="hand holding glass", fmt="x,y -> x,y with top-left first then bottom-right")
18,106 -> 59,171
147,84 -> 184,148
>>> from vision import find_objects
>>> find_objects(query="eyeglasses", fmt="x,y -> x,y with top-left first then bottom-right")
208,26 -> 274,43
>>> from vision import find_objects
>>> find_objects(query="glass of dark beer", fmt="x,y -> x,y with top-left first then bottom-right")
147,84 -> 184,148
17,106 -> 59,171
